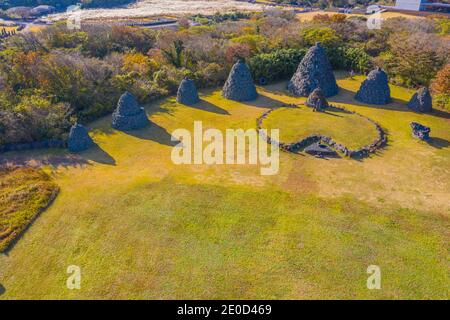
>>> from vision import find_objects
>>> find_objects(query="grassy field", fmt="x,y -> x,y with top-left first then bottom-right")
0,74 -> 449,299
0,168 -> 58,253
261,105 -> 379,150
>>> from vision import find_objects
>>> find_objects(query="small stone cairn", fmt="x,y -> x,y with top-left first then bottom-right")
410,122 -> 431,141
355,67 -> 391,105
305,87 -> 329,112
68,123 -> 94,153
177,77 -> 200,105
407,87 -> 432,113
112,91 -> 149,131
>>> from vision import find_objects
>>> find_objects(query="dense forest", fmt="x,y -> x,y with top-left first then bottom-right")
0,10 -> 448,146
0,0 -> 134,10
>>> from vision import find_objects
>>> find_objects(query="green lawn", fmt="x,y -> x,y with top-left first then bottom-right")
261,105 -> 379,150
0,75 -> 449,299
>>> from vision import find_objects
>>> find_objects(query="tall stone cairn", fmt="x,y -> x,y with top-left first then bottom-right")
222,59 -> 258,102
68,123 -> 94,153
112,91 -> 149,131
305,87 -> 329,111
177,78 -> 200,105
355,67 -> 391,105
288,42 -> 339,97
407,87 -> 432,113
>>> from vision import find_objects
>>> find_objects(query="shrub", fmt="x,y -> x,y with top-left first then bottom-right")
248,48 -> 307,84
431,64 -> 450,110
300,26 -> 342,48
0,167 -> 59,253
231,34 -> 269,54
339,47 -> 372,73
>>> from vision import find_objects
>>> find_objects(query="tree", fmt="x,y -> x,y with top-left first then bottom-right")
431,64 -> 450,94
300,26 -> 342,48
431,64 -> 450,111
386,32 -> 448,86
249,48 -> 306,84
161,40 -> 185,68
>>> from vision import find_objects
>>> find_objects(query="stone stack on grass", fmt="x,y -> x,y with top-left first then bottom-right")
410,122 -> 431,141
177,78 -> 200,105
68,123 -> 93,153
288,42 -> 339,97
407,87 -> 432,113
355,67 -> 391,105
305,87 -> 329,112
112,91 -> 149,131
222,59 -> 258,102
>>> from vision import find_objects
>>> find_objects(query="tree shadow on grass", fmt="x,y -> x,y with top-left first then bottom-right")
0,143 -> 115,168
330,88 -> 450,119
0,284 -> 5,296
126,122 -> 180,147
322,110 -> 343,118
330,88 -> 412,112
184,99 -> 230,115
0,151 -> 88,169
80,143 -> 116,166
427,137 -> 450,149
244,93 -> 286,109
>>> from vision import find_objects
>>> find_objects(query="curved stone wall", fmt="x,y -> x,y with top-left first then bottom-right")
257,104 -> 387,159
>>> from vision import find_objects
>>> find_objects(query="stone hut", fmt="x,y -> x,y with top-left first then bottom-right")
355,67 -> 391,105
112,92 -> 149,131
410,122 -> 430,141
305,87 -> 329,112
222,59 -> 258,102
407,87 -> 432,113
288,42 -> 339,97
177,78 -> 200,105
68,123 -> 93,153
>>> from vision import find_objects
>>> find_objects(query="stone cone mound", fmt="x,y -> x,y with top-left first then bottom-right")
407,87 -> 432,113
288,42 -> 338,97
355,67 -> 391,105
177,78 -> 200,105
112,91 -> 149,131
68,123 -> 93,153
222,59 -> 258,102
305,87 -> 329,111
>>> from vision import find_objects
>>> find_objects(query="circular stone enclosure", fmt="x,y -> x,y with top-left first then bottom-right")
260,105 -> 380,151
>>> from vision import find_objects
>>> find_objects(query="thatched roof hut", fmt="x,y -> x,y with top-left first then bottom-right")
222,59 -> 258,102
355,67 -> 391,105
288,43 -> 338,97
